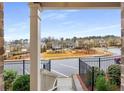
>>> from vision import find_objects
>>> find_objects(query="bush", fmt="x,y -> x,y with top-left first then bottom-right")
107,81 -> 118,91
94,67 -> 105,82
12,75 -> 30,91
4,69 -> 17,90
107,64 -> 120,85
95,75 -> 119,91
95,75 -> 108,91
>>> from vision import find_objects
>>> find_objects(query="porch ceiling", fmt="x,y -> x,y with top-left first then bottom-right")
34,2 -> 120,9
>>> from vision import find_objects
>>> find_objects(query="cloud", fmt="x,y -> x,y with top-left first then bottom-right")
62,21 -> 73,25
72,24 -> 120,37
62,10 -> 80,12
85,24 -> 120,32
42,12 -> 68,21
4,21 -> 29,41
42,10 -> 80,21
60,24 -> 120,38
5,22 -> 28,33
5,32 -> 29,42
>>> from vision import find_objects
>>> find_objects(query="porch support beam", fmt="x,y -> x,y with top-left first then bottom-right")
29,3 -> 41,91
35,2 -> 120,9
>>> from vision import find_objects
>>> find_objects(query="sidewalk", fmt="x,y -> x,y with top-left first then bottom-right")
56,77 -> 75,91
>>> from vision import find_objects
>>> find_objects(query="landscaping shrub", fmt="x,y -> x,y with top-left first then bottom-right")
95,75 -> 119,91
107,81 -> 119,91
94,67 -> 105,82
95,75 -> 108,91
4,69 -> 17,90
12,75 -> 30,91
107,64 -> 120,85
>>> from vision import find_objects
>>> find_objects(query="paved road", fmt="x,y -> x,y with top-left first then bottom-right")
51,58 -> 79,77
51,57 -> 115,77
4,56 -> 116,77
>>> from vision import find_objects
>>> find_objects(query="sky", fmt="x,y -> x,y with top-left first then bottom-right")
4,2 -> 120,41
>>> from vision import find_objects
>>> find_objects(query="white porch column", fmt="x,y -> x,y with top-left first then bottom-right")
29,3 -> 41,91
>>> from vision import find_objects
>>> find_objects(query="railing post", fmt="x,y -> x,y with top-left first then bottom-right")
49,59 -> 51,71
79,58 -> 80,75
99,57 -> 101,71
43,63 -> 45,69
23,60 -> 25,75
92,67 -> 94,91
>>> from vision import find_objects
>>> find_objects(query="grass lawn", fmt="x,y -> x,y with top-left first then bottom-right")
42,48 -> 112,60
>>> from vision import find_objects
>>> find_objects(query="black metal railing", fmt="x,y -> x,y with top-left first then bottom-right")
79,56 -> 119,72
79,55 -> 120,91
79,58 -> 94,91
41,60 -> 51,71
4,59 -> 51,75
